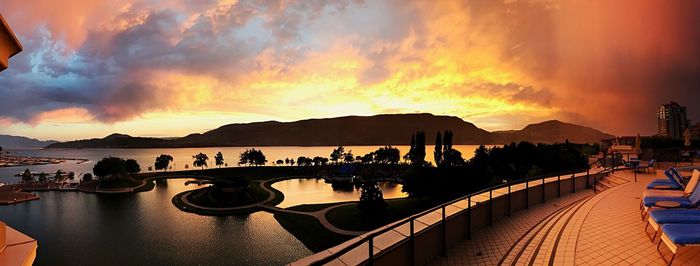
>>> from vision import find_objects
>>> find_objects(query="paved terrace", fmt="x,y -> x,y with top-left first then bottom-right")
432,169 -> 700,265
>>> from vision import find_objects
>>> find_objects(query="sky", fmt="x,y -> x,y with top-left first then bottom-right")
0,0 -> 699,141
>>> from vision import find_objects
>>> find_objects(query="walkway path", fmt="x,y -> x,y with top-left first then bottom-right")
260,203 -> 365,236
172,175 -> 367,236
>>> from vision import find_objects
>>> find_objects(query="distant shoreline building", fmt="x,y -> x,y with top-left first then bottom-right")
657,101 -> 690,140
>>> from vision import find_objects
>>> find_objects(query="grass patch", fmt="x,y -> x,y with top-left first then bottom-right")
287,202 -> 352,212
187,183 -> 269,208
262,181 -> 284,206
274,212 -> 353,252
325,197 -> 434,231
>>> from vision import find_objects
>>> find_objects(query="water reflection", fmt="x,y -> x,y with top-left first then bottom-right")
0,178 -> 312,265
272,178 -> 408,208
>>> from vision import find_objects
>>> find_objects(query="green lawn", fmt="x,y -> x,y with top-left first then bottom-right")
187,183 -> 269,208
273,212 -> 353,252
325,197 -> 434,231
287,202 -> 351,212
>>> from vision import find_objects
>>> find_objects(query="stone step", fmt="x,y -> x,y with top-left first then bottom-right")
499,198 -> 586,265
522,198 -> 591,265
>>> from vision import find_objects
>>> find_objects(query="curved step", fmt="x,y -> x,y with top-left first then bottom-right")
499,198 -> 586,265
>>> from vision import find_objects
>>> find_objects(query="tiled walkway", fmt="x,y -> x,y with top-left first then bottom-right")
575,170 -> 700,265
432,169 -> 700,265
431,186 -> 595,265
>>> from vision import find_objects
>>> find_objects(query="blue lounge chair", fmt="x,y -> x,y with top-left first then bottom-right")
645,209 -> 700,241
657,224 -> 700,265
641,173 -> 700,220
646,169 -> 686,190
644,170 -> 700,198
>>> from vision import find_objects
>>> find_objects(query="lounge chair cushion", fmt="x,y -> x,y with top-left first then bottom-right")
647,180 -> 683,190
650,209 -> 700,224
643,196 -> 693,208
661,224 -> 700,245
643,189 -> 685,197
685,170 -> 700,195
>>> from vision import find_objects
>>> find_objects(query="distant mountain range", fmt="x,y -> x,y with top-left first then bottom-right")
0,135 -> 57,149
45,113 -> 614,149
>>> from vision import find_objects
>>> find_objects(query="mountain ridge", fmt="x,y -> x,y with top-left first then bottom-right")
44,113 -> 613,149
0,135 -> 58,149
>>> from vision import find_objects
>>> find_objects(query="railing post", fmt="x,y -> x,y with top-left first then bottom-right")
557,174 -> 561,198
410,218 -> 415,266
572,173 -> 576,193
593,174 -> 597,194
489,189 -> 493,227
507,184 -> 511,217
441,205 -> 447,256
467,196 -> 471,239
586,168 -> 590,189
369,237 -> 374,265
542,176 -> 546,203
525,179 -> 529,209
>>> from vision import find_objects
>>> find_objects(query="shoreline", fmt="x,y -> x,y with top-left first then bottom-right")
1,154 -> 89,169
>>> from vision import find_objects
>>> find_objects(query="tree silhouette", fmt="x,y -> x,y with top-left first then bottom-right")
330,146 -> 345,164
434,131 -> 443,166
125,159 -> 141,175
313,156 -> 328,166
239,149 -> 267,166
93,157 -> 128,180
276,159 -> 284,165
155,154 -> 173,172
38,172 -> 47,183
358,181 -> 386,212
405,131 -> 426,165
21,168 -> 32,183
214,152 -> 225,168
193,153 -> 209,169
343,150 -> 354,163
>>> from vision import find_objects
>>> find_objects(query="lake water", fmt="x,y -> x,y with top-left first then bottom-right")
0,145 -> 484,265
273,178 -> 407,208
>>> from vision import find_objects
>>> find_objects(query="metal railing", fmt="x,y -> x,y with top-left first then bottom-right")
310,160 -> 615,265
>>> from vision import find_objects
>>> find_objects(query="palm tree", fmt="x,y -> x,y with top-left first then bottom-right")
193,153 -> 209,169
215,152 -> 225,168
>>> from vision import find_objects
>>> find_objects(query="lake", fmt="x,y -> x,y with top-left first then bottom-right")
0,145 -> 485,265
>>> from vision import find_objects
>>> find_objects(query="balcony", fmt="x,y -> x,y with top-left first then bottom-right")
294,164 -> 700,265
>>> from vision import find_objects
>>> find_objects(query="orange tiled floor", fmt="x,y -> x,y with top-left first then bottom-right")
431,169 -> 700,265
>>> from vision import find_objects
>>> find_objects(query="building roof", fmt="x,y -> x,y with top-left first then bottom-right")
0,14 -> 23,72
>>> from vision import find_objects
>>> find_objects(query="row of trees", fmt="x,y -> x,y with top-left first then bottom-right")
402,134 -> 592,198
21,169 -> 76,183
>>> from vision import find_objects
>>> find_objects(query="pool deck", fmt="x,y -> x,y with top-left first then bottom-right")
430,169 -> 700,265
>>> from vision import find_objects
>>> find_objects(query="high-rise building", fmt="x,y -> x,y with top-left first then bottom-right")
657,102 -> 690,139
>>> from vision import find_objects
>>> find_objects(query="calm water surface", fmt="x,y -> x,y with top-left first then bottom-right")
273,178 -> 407,208
0,145 -> 485,265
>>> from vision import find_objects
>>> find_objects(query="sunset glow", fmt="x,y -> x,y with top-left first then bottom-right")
1,0 -> 699,140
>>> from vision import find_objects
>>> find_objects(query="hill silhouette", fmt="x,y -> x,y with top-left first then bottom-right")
46,113 -> 613,149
